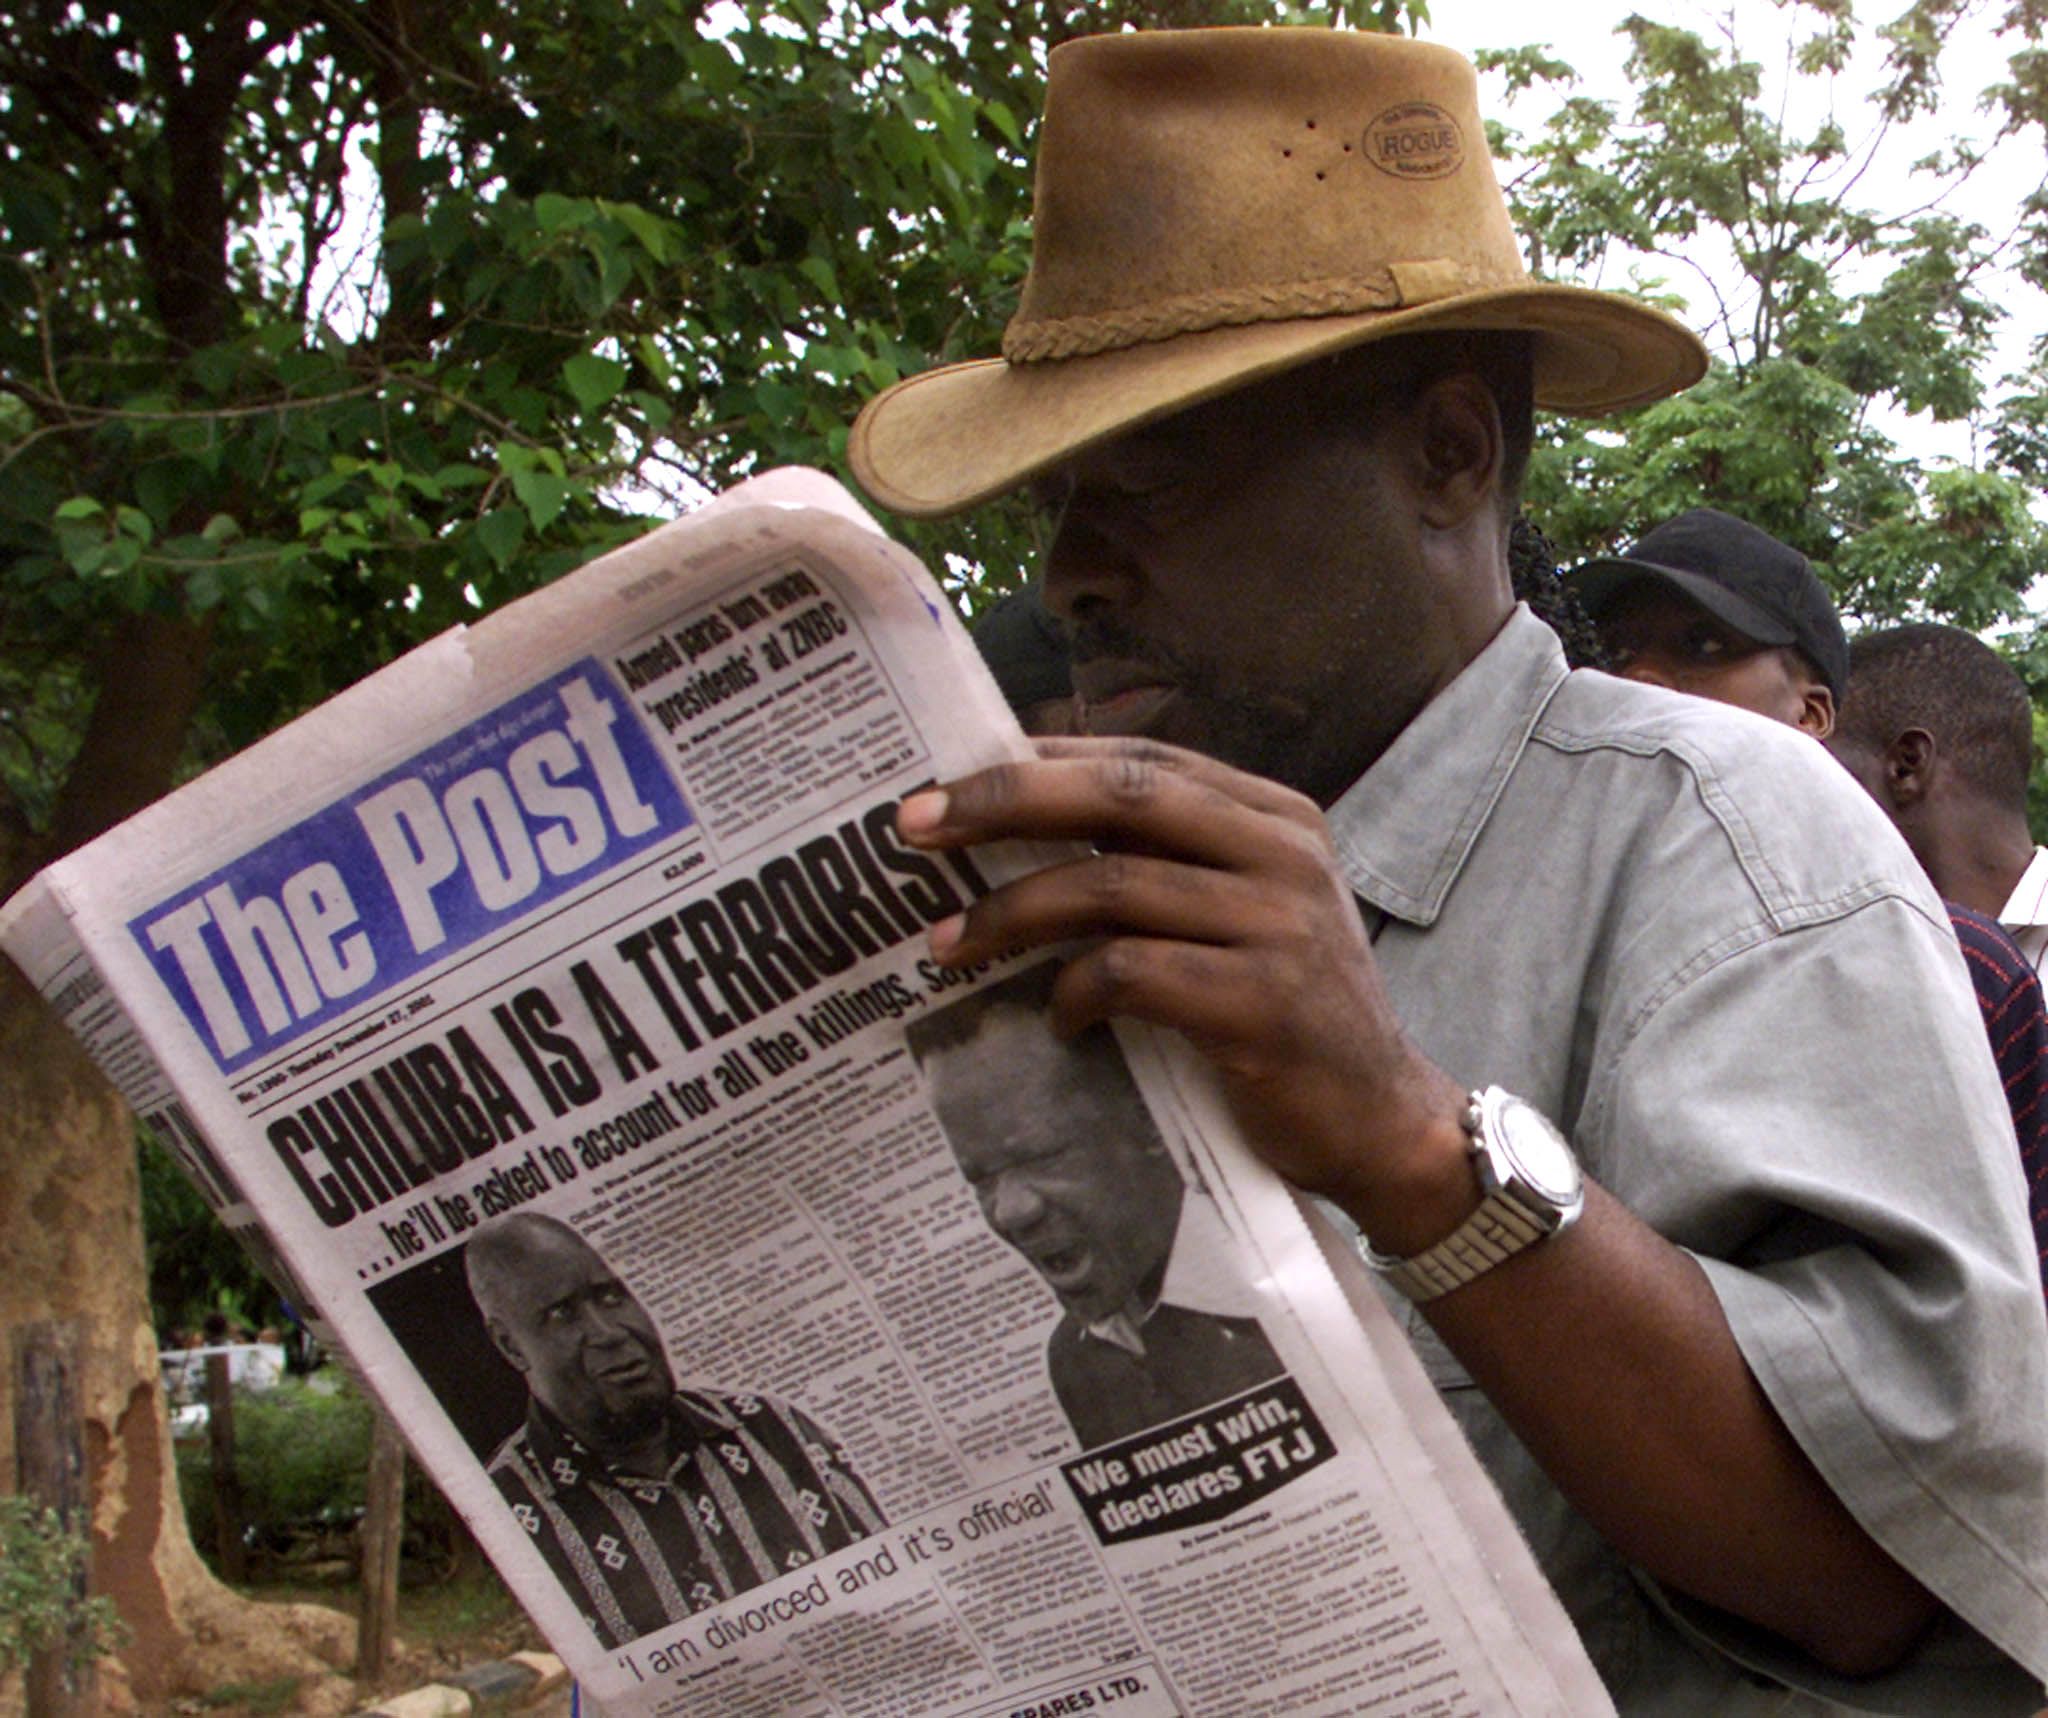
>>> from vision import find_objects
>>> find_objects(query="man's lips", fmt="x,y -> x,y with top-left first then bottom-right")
1072,659 -> 1179,738
592,1353 -> 657,1387
1024,1237 -> 1095,1295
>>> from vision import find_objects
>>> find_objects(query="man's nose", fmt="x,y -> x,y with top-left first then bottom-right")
1043,501 -> 1140,622
988,1172 -> 1048,1237
581,1305 -> 633,1346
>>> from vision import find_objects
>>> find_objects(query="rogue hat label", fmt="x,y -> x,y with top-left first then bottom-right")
1364,103 -> 1464,179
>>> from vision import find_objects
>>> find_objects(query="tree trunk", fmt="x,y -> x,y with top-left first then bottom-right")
0,12 -> 369,1706
357,1410 -> 407,1680
13,1322 -> 94,1717
0,963 -> 356,1714
0,616 -> 353,1710
202,1355 -> 245,1585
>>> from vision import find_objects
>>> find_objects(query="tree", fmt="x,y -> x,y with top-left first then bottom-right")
0,0 -> 1393,1700
1478,4 -> 2048,634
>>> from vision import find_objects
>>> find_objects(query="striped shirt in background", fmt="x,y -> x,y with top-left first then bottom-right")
1949,902 -> 2048,1299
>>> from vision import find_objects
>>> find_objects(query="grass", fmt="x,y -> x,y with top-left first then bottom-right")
188,1567 -> 544,1716
384,1565 -> 534,1654
196,1677 -> 303,1714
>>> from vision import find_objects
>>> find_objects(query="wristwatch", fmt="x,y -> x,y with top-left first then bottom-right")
1363,1086 -> 1585,1303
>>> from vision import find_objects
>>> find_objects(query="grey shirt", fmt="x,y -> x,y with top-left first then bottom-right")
1327,607 -> 2048,1714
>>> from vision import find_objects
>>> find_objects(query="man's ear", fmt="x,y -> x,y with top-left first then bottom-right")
1408,371 -> 1501,532
486,1317 -> 530,1376
1885,728 -> 1936,806
1798,683 -> 1836,740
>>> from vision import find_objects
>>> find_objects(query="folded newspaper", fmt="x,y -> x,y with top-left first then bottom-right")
1,469 -> 1613,1717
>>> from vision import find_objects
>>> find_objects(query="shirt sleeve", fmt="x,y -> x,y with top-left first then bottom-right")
1586,890 -> 2048,1683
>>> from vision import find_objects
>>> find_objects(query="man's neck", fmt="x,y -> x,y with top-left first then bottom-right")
543,1396 -> 675,1480
1920,807 -> 2036,920
597,1427 -> 675,1480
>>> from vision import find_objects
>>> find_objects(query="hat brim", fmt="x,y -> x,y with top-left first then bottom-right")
849,284 -> 1707,518
1567,559 -> 1799,651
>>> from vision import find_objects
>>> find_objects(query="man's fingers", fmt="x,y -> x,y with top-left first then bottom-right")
1042,934 -> 1323,1061
1029,735 -> 1318,820
930,850 -> 1303,965
899,742 -> 1325,872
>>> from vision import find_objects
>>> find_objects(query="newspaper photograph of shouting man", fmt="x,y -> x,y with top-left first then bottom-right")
909,961 -> 1288,1451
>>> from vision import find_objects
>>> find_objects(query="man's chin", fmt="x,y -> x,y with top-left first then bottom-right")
592,1387 -> 670,1440
1054,1283 -> 1127,1325
1083,690 -> 1319,792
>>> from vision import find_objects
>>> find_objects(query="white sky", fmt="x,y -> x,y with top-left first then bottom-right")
1420,0 -> 2047,467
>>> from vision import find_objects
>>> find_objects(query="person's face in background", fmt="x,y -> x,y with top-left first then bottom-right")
1597,582 -> 1835,737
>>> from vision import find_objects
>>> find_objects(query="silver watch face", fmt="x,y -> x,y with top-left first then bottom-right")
1492,1095 -> 1583,1208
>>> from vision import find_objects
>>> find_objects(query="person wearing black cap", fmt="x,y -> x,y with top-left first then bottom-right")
1575,523 -> 2048,1303
1566,508 -> 1847,737
970,586 -> 1076,736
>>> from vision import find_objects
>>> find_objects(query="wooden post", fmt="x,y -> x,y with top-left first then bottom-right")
203,1350 -> 246,1582
357,1406 -> 405,1680
12,1320 -> 95,1718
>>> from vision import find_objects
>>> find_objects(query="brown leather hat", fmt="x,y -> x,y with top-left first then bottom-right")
849,29 -> 1708,518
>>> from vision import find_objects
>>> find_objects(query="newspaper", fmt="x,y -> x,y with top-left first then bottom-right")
1,468 -> 1613,1717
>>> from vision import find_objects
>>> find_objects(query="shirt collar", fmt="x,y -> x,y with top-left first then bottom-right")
525,1389 -> 708,1482
1156,1189 -> 1262,1320
1325,606 -> 1567,928
1081,1189 -> 1262,1354
2000,845 -> 2048,932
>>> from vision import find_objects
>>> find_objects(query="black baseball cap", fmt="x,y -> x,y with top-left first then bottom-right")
1566,508 -> 1849,698
971,585 -> 1072,711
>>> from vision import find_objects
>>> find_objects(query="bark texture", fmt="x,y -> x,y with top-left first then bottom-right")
0,959 -> 356,1713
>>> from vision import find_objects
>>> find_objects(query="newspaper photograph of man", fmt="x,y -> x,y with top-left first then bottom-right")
463,1211 -> 886,1648
910,961 -> 1288,1450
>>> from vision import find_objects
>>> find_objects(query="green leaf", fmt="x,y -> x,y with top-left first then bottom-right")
475,506 -> 526,570
509,468 -> 572,533
797,256 -> 840,300
134,461 -> 200,529
534,192 -> 588,233
597,199 -> 675,263
185,565 -> 225,610
562,354 -> 627,413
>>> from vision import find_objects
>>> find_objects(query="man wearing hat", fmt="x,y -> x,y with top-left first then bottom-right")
850,27 -> 2048,1714
1567,508 -> 1847,736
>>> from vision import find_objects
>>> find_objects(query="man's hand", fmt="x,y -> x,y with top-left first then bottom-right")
899,734 -> 1939,1676
899,736 -> 1478,1254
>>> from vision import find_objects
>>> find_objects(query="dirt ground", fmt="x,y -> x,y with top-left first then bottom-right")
153,1567 -> 571,1717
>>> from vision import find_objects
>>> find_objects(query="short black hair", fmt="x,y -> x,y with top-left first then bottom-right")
904,958 -> 1064,1064
1508,513 -> 1609,670
1840,623 -> 2034,806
